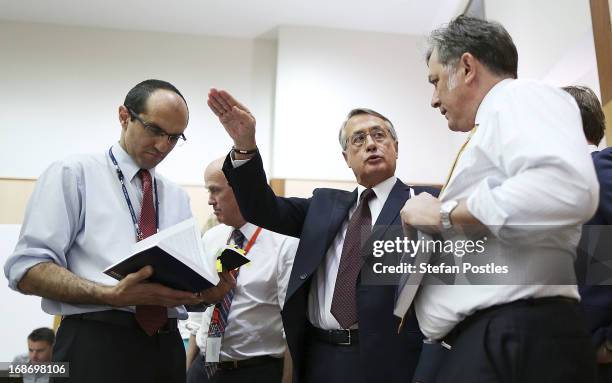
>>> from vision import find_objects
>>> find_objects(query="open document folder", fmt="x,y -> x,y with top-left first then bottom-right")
103,218 -> 220,293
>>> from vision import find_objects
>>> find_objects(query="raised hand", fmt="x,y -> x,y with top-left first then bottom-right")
208,88 -> 257,150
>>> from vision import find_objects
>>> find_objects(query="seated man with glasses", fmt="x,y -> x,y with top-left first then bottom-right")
208,89 -> 438,383
4,79 -> 235,383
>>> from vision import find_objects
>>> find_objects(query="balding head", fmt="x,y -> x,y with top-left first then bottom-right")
204,157 -> 246,228
204,157 -> 226,181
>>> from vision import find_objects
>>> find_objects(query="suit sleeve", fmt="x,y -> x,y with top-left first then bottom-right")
222,152 -> 310,238
592,150 -> 612,224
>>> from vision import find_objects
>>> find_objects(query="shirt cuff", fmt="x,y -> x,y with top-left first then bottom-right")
184,316 -> 202,335
229,150 -> 251,168
231,158 -> 250,168
6,256 -> 54,291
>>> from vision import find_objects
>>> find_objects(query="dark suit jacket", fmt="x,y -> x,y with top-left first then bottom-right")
223,153 -> 439,383
577,147 -> 612,347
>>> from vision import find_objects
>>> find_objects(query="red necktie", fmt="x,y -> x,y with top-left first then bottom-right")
330,188 -> 375,328
135,169 -> 168,336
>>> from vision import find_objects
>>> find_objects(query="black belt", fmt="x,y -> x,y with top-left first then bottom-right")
443,296 -> 578,346
309,325 -> 359,346
212,355 -> 282,371
65,310 -> 178,334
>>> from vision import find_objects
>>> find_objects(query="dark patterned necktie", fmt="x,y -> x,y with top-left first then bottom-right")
204,229 -> 246,378
134,169 -> 168,336
330,188 -> 375,328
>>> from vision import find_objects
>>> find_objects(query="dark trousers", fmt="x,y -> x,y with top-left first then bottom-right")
302,336 -> 366,383
436,298 -> 597,383
186,355 -> 283,383
51,311 -> 185,383
597,364 -> 612,383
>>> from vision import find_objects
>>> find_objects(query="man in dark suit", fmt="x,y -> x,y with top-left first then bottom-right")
563,85 -> 612,382
207,88 -> 435,383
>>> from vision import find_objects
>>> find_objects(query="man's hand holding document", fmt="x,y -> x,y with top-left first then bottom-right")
103,218 -> 248,307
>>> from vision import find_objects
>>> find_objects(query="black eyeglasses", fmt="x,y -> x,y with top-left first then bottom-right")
126,107 -> 186,145
347,126 -> 391,147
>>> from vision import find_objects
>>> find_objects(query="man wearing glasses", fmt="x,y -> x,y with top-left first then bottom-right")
208,89 -> 437,383
5,79 -> 234,383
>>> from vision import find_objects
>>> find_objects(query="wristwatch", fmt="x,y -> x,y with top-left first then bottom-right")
440,200 -> 459,231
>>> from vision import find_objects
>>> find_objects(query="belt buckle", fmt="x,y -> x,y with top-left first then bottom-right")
338,329 -> 352,346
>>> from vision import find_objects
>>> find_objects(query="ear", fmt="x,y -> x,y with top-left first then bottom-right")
342,151 -> 351,168
118,105 -> 130,129
460,52 -> 477,85
394,140 -> 399,158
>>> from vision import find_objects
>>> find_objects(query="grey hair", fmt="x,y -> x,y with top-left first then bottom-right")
338,108 -> 398,151
426,15 -> 518,79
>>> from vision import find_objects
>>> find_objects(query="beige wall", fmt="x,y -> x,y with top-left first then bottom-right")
0,179 -> 37,224
0,178 -> 213,227
0,178 -> 365,226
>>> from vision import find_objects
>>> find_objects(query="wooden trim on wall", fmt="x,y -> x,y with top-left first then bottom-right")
270,178 -> 286,196
590,0 -> 612,145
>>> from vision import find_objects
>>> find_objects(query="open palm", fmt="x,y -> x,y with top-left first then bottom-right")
208,88 -> 256,148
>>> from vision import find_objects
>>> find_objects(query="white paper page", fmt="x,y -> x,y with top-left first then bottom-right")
160,220 -> 219,285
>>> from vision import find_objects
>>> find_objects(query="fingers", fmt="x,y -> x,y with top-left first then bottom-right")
207,98 -> 224,117
193,272 -> 236,305
144,284 -> 202,307
122,265 -> 154,286
219,90 -> 251,114
208,89 -> 232,115
208,89 -> 252,116
218,270 -> 237,287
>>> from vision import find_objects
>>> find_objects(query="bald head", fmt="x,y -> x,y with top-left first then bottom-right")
204,157 -> 245,228
204,157 -> 226,181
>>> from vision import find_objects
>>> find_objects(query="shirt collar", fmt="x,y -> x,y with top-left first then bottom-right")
111,142 -> 156,182
475,78 -> 513,126
237,222 -> 258,240
357,175 -> 396,204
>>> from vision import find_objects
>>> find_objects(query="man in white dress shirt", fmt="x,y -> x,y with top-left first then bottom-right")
400,16 -> 600,382
4,79 -> 234,383
185,158 -> 297,383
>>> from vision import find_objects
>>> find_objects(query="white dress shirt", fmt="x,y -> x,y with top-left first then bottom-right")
308,176 -> 397,329
415,79 -> 599,340
186,222 -> 298,360
4,143 -> 193,319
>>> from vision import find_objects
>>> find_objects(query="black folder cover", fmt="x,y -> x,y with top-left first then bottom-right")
104,246 -> 214,293
218,247 -> 250,270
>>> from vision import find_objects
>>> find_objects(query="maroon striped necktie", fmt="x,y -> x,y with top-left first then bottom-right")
135,169 -> 168,336
330,188 -> 375,328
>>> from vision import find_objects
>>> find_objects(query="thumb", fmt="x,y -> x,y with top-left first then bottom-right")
122,265 -> 154,286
